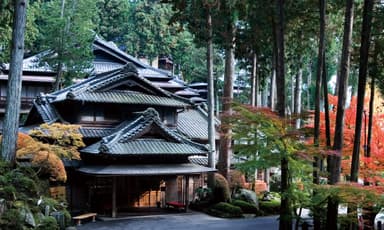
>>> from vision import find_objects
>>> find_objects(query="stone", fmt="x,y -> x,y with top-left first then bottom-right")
233,188 -> 259,208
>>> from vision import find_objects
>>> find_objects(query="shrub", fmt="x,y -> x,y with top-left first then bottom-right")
233,188 -> 259,207
36,216 -> 59,230
232,199 -> 259,214
0,208 -> 23,230
208,202 -> 243,218
259,199 -> 281,215
213,173 -> 231,203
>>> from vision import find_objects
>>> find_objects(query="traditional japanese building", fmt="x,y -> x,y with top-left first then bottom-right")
23,62 -> 216,217
0,36 -> 205,131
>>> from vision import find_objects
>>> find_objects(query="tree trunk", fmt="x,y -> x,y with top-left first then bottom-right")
313,0 -> 330,226
327,0 -> 354,229
350,0 -> 373,182
270,14 -> 277,111
250,52 -> 259,107
275,1 -> 285,118
274,1 -> 290,229
294,64 -> 302,129
206,6 -> 216,188
218,18 -> 235,180
313,6 -> 325,230
290,74 -> 294,115
314,0 -> 325,148
367,75 -> 374,158
306,64 -> 312,110
323,55 -> 331,148
313,0 -> 326,205
1,0 -> 27,164
367,42 -> 378,158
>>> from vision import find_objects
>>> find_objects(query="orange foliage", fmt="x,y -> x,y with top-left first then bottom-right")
229,170 -> 250,190
14,133 -> 67,182
313,94 -> 384,184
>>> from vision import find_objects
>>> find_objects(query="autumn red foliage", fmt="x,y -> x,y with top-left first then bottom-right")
313,94 -> 384,185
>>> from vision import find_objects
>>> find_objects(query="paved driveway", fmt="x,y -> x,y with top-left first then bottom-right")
76,212 -> 279,230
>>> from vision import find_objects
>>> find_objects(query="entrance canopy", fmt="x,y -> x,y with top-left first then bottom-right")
77,163 -> 216,176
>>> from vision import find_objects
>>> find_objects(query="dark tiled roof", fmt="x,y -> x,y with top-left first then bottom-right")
151,80 -> 186,90
177,107 -> 218,140
81,108 -> 208,156
79,127 -> 115,138
188,82 -> 207,89
93,36 -> 173,81
34,95 -> 59,123
65,91 -> 189,107
50,64 -> 188,108
77,163 -> 216,176
174,89 -> 200,97
83,139 -> 207,155
2,51 -> 54,73
190,97 -> 207,103
93,61 -> 123,74
138,68 -> 172,81
188,155 -> 209,166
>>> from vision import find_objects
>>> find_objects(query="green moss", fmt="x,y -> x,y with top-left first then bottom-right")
231,199 -> 259,214
208,202 -> 243,218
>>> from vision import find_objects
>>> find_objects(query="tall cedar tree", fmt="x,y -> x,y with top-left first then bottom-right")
327,0 -> 354,229
273,0 -> 291,229
206,3 -> 216,188
1,0 -> 27,164
350,0 -> 374,182
218,3 -> 236,179
37,0 -> 96,90
313,1 -> 326,229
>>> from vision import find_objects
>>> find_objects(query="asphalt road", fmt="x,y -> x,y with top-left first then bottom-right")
76,212 -> 279,230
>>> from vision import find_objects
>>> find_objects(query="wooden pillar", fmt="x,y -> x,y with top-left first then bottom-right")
184,175 -> 189,212
112,177 -> 117,218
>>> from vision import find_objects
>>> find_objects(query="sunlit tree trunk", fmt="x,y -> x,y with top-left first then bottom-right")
250,52 -> 259,107
294,64 -> 302,129
206,5 -> 216,188
218,16 -> 235,180
1,0 -> 27,164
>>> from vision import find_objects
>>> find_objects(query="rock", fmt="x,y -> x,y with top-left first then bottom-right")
0,198 -> 5,217
20,207 -> 36,227
233,189 -> 259,208
25,209 -> 36,227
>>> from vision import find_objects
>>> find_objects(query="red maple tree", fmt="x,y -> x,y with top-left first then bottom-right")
315,94 -> 384,185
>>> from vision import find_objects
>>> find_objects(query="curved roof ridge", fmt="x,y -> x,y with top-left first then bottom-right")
99,114 -> 144,152
97,108 -> 207,153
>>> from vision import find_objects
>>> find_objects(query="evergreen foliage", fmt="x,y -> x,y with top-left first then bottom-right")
35,0 -> 97,89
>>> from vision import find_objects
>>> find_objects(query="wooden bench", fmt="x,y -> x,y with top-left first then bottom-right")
72,213 -> 97,226
166,201 -> 186,211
